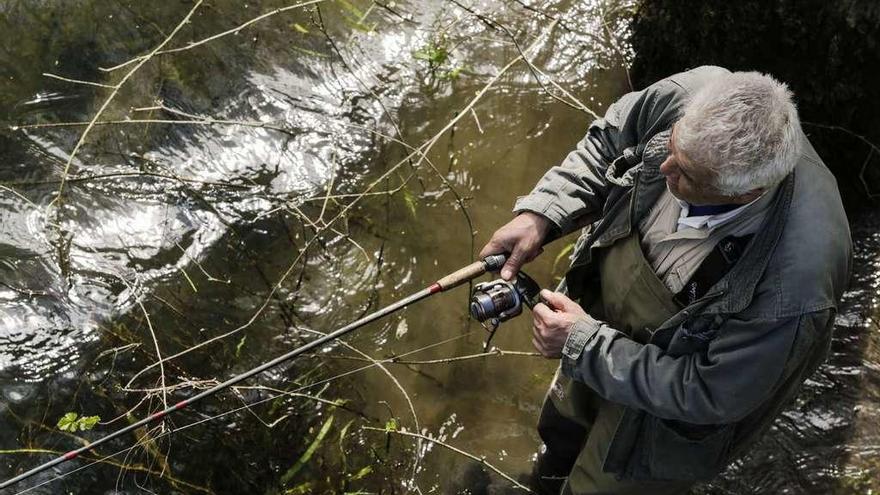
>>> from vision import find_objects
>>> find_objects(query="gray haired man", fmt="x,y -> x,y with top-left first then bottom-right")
480,66 -> 852,494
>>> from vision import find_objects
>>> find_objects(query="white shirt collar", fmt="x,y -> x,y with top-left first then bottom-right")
672,187 -> 765,232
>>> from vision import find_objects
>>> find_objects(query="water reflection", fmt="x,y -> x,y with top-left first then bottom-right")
1,1 -> 875,494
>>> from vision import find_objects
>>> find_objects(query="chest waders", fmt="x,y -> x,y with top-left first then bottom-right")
539,232 -> 693,495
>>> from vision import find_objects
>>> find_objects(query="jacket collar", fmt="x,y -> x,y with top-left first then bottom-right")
705,171 -> 793,314
594,128 -> 795,318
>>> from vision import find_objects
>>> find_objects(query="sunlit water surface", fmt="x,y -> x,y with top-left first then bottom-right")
0,1 -> 877,493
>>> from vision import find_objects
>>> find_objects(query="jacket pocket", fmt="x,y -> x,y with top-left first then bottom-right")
644,416 -> 734,481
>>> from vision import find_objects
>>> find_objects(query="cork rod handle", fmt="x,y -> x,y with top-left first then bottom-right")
434,254 -> 507,291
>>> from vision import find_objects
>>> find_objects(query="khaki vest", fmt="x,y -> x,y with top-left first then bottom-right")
550,232 -> 691,494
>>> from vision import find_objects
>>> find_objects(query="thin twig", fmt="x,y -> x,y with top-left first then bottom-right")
175,241 -> 230,284
300,328 -> 420,435
859,149 -> 878,198
470,108 -> 484,134
329,226 -> 371,263
42,72 -> 116,89
507,0 -> 571,32
94,343 -> 143,362
99,0 -> 326,72
0,184 -> 38,207
127,278 -> 169,411
343,120 -> 478,269
51,0 -> 205,210
317,17 -> 558,244
802,121 -> 880,156
232,385 -> 369,417
449,0 -> 597,118
16,117 -> 298,137
2,170 -> 252,190
0,449 -> 212,494
596,1 -> 634,91
22,332 -> 477,494
124,239 -> 315,388
362,427 -> 532,492
123,19 -> 556,396
317,162 -> 336,226
330,347 -> 542,365
802,121 -> 880,198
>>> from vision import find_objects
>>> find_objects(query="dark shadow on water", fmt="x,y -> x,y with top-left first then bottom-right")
630,0 -> 880,216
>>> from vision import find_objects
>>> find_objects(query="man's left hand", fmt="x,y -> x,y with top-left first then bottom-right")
532,289 -> 589,358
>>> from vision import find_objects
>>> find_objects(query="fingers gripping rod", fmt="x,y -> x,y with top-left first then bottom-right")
0,254 -> 508,492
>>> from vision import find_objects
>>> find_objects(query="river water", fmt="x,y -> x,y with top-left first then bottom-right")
0,1 -> 877,493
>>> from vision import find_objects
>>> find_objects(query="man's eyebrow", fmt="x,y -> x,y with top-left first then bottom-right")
668,130 -> 696,180
669,126 -> 682,158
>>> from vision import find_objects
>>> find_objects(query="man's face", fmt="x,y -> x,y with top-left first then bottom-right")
659,125 -> 759,205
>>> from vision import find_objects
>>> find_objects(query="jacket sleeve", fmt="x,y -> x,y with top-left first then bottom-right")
512,66 -> 730,236
560,309 -> 834,425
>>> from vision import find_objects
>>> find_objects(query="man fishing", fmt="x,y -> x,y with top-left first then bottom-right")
479,66 -> 852,494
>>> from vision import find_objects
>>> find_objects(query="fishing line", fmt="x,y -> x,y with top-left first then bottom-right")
12,329 -> 480,494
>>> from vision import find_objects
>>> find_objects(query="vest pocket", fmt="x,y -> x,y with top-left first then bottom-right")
643,416 -> 735,481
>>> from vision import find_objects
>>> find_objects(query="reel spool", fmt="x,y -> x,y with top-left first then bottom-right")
469,270 -> 543,350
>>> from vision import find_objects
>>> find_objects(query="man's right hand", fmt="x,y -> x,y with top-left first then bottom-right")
479,212 -> 552,280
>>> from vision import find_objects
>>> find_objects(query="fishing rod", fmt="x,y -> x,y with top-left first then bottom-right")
0,254 -> 514,491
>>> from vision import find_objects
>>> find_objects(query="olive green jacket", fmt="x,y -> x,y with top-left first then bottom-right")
514,66 -> 852,481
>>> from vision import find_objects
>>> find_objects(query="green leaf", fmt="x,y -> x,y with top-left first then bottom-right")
552,241 -> 575,273
57,412 -> 100,432
384,417 -> 398,432
77,415 -> 100,431
345,19 -> 376,33
57,412 -> 78,432
291,23 -> 309,34
281,415 -> 334,484
338,418 -> 354,464
402,189 -> 417,218
283,481 -> 313,495
336,0 -> 364,18
235,335 -> 247,359
348,465 -> 372,480
291,45 -> 330,59
413,44 -> 449,66
440,66 -> 463,80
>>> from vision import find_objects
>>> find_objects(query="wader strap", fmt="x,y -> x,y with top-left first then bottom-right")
673,234 -> 754,306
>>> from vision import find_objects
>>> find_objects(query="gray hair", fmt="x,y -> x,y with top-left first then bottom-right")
675,71 -> 801,196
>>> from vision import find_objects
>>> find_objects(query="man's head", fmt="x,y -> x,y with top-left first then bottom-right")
659,71 -> 801,205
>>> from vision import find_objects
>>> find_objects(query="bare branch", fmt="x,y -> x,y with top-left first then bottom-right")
329,347 -> 542,365
42,72 -> 116,89
362,427 -> 533,492
0,448 -> 212,493
50,0 -> 205,212
99,0 -> 327,72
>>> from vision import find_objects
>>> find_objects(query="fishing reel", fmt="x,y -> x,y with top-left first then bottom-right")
470,270 -> 543,351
